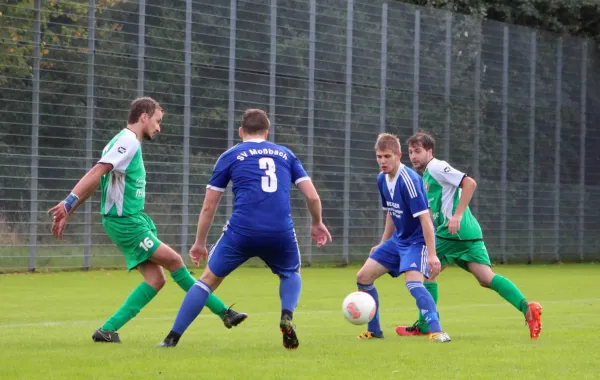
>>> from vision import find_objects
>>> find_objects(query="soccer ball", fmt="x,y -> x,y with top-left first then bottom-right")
342,291 -> 377,325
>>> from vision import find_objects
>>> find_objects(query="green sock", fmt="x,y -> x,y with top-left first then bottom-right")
101,281 -> 157,331
489,274 -> 529,315
417,282 -> 438,333
170,266 -> 228,319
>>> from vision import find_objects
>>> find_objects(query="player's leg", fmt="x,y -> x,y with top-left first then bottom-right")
398,238 -> 471,336
93,217 -> 165,343
143,215 -> 246,328
261,232 -> 303,349
159,232 -> 248,347
93,260 -> 165,343
148,237 -> 247,329
466,241 -> 542,339
396,276 -> 441,337
355,238 -> 399,339
401,244 -> 450,343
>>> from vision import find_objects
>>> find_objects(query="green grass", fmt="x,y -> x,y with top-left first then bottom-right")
0,264 -> 598,379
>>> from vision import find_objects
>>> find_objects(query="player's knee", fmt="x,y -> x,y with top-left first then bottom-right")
145,271 -> 166,291
356,269 -> 374,284
164,253 -> 185,273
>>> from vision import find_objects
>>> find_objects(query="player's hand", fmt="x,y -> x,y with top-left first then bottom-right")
447,214 -> 462,235
427,252 -> 441,280
48,201 -> 68,240
311,222 -> 332,248
189,242 -> 208,267
370,244 -> 381,254
51,215 -> 69,240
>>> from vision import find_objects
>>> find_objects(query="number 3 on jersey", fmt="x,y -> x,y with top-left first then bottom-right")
259,157 -> 277,193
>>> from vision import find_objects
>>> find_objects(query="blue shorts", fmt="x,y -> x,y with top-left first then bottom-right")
369,237 -> 429,278
207,228 -> 301,278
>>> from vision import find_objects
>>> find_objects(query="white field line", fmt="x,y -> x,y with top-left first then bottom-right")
1,298 -> 598,329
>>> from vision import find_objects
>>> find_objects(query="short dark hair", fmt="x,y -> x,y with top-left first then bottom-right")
128,97 -> 163,124
374,133 -> 401,154
240,109 -> 270,135
406,132 -> 435,153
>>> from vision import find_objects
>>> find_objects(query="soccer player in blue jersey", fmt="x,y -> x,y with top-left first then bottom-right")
158,108 -> 332,349
355,133 -> 451,343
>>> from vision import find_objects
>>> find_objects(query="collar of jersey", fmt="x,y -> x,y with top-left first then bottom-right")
244,138 -> 265,143
386,164 -> 402,184
426,158 -> 439,170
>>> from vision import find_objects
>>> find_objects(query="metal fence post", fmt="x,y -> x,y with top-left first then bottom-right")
378,3 -> 388,237
579,40 -> 588,263
554,37 -> 563,262
443,12 -> 452,160
528,31 -> 536,264
29,0 -> 42,272
137,0 -> 145,96
181,0 -> 192,257
500,26 -> 509,263
412,10 -> 420,133
305,0 -> 316,266
342,0 -> 353,265
269,0 -> 277,141
226,0 -> 237,217
471,21 -> 481,214
84,0 -> 96,270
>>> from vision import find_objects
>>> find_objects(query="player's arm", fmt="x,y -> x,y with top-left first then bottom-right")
453,176 -> 477,220
68,163 -> 112,214
379,212 -> 395,243
297,180 -> 322,224
47,162 -> 112,240
297,180 -> 332,246
194,188 -> 224,246
418,212 -> 440,279
406,175 -> 441,278
432,161 -> 474,234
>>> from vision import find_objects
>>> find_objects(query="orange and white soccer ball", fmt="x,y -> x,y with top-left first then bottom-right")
342,291 -> 377,325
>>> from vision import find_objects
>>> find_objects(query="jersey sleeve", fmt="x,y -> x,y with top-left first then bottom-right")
401,173 -> 429,218
290,154 -> 310,186
430,160 -> 466,188
207,153 -> 231,192
98,134 -> 139,173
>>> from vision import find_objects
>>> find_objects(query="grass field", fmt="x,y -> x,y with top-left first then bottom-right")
1,264 -> 598,379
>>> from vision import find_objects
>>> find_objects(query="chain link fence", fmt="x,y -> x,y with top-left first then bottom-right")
2,0 -> 599,272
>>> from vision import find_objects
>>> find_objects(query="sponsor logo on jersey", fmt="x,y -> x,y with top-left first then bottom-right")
118,146 -> 127,154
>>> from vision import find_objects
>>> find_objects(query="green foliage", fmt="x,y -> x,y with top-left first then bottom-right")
0,0 -> 124,85
408,0 -> 600,40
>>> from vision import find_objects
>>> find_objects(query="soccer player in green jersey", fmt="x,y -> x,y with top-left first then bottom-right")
48,97 -> 247,343
394,132 -> 542,340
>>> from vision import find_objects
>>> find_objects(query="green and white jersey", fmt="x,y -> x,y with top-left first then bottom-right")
98,129 -> 146,217
423,158 -> 482,240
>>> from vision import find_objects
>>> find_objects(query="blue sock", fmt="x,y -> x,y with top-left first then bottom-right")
280,272 -> 302,313
357,283 -> 381,336
406,281 -> 442,333
171,280 -> 212,335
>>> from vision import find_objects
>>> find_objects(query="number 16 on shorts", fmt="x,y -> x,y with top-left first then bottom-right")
139,237 -> 154,251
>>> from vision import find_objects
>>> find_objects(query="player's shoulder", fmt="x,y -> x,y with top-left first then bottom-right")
399,165 -> 422,183
426,158 -> 451,174
269,142 -> 297,159
376,171 -> 386,184
214,143 -> 243,166
107,129 -> 139,153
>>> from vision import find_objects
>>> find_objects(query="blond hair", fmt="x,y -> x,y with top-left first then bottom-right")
374,133 -> 401,154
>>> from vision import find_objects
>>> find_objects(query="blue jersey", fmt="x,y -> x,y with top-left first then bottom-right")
377,165 -> 429,245
207,139 -> 309,236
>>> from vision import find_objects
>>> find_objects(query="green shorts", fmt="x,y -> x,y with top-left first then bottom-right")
102,213 -> 162,271
436,238 -> 491,272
